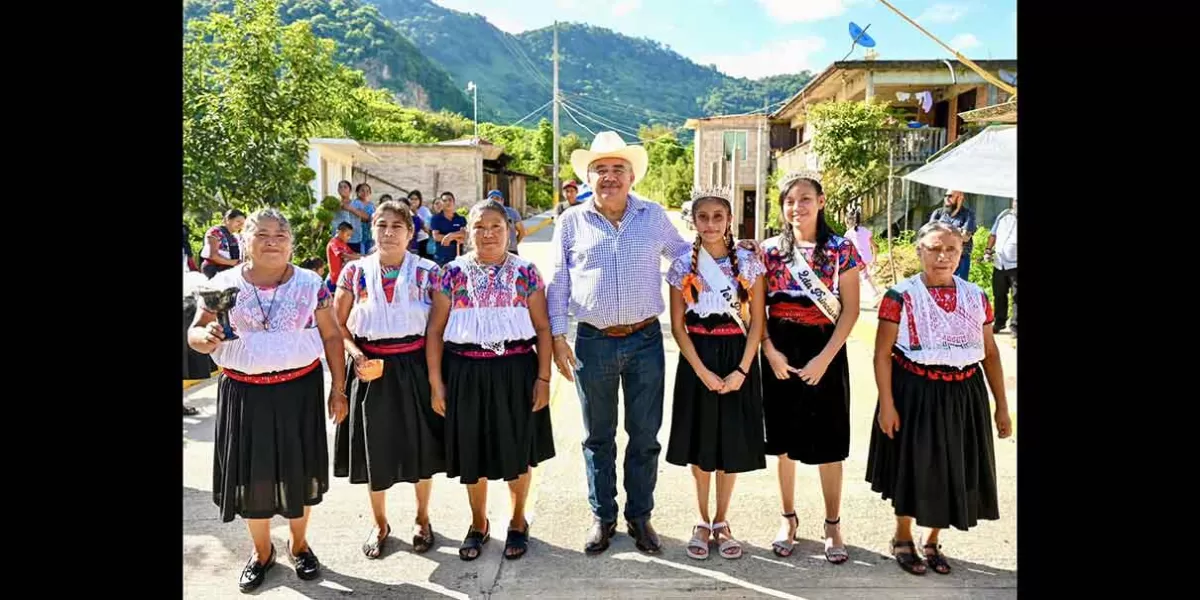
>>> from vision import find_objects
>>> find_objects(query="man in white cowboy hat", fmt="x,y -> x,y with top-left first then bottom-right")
547,131 -> 695,555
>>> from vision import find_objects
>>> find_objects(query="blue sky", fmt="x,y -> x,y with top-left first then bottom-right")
431,0 -> 1017,79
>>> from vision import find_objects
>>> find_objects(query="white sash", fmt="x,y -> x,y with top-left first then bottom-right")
783,244 -> 842,324
695,247 -> 746,334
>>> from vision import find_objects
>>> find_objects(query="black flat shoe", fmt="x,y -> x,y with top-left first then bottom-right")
238,545 -> 276,593
288,541 -> 321,580
626,519 -> 662,554
584,519 -> 616,555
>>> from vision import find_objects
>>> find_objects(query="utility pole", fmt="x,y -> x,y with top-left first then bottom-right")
466,81 -> 478,141
552,21 -> 560,207
754,98 -> 766,239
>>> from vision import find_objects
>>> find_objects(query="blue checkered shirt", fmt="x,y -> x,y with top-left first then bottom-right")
548,194 -> 692,336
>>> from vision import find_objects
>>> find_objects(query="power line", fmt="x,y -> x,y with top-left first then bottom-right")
561,99 -> 646,139
559,102 -> 597,137
562,91 -> 690,123
493,30 -> 552,92
561,100 -> 641,140
507,99 -> 553,127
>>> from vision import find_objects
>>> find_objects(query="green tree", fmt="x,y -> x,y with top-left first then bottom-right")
633,125 -> 692,209
184,0 -> 349,258
808,100 -> 898,214
558,133 -> 586,183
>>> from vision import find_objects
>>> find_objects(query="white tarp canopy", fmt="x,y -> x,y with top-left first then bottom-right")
903,124 -> 1016,198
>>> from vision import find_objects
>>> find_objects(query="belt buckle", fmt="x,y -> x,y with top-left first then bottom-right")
607,324 -> 632,337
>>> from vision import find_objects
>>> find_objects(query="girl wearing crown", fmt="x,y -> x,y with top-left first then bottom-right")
866,221 -> 1011,576
664,188 -> 767,561
761,171 -> 862,563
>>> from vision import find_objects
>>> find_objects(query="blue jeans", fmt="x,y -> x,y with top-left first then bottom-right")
954,250 -> 972,279
574,321 -> 665,524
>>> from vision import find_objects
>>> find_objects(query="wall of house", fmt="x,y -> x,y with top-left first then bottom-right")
694,124 -> 770,231
307,147 -> 354,202
355,145 -> 481,208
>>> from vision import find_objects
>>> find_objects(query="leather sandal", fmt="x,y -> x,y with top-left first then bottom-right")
892,539 -> 927,575
711,522 -> 742,560
504,519 -> 530,560
772,512 -> 799,557
412,522 -> 435,554
686,522 -> 712,560
923,542 -> 951,574
823,517 -> 848,564
362,523 -> 391,559
459,520 -> 490,561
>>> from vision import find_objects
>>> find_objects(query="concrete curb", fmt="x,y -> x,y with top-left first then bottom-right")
183,369 -> 220,390
523,215 -> 553,236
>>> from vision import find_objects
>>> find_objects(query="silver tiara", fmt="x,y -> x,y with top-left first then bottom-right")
690,186 -> 732,203
777,170 -> 822,192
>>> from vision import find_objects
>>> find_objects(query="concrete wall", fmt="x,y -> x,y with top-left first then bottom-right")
356,144 -> 482,209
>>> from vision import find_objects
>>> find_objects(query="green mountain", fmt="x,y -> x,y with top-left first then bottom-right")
183,0 -> 471,115
368,0 -> 812,134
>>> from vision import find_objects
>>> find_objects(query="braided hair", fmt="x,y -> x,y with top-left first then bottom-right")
683,195 -> 750,304
778,176 -> 833,271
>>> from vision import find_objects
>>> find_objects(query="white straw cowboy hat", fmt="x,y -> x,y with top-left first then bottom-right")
570,131 -> 649,184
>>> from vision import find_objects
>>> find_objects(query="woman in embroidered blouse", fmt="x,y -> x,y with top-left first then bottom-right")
426,201 -> 555,563
665,190 -> 767,561
187,208 -> 348,593
333,200 -> 446,559
200,209 -> 246,278
760,171 -> 861,563
866,221 -> 1012,576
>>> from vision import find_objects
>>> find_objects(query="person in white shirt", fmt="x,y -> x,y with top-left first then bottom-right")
983,198 -> 1017,338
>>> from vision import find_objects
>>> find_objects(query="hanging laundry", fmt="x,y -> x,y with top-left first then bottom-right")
896,92 -> 911,101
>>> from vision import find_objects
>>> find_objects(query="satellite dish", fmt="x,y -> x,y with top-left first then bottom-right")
999,69 -> 1017,85
849,22 -> 876,47
842,22 -> 876,60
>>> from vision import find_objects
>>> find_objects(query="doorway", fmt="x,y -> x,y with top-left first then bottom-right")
740,190 -> 756,239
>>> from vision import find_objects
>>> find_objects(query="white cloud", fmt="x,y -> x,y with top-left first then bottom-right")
757,0 -> 861,23
918,4 -> 968,24
950,33 -> 980,50
489,14 -> 532,33
697,37 -> 827,79
554,0 -> 578,9
612,0 -> 642,17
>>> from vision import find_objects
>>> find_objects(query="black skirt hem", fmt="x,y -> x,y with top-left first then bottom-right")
442,347 -> 555,485
864,356 -> 1000,532
212,367 -> 330,523
665,330 -> 766,475
761,319 -> 851,465
333,343 -> 447,491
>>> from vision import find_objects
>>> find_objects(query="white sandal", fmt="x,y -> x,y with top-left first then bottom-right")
711,521 -> 743,560
686,522 -> 712,560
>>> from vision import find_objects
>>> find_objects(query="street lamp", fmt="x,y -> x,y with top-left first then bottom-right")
466,81 -> 478,141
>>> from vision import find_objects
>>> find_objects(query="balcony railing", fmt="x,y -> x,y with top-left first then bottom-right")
776,127 -> 947,175
890,127 -> 947,164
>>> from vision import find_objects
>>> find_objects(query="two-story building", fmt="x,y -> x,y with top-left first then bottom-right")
686,58 -> 1017,238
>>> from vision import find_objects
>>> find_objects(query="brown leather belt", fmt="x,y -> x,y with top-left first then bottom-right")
584,316 -> 659,338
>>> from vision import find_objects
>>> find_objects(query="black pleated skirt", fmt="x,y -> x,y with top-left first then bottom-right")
212,364 -> 329,522
183,297 -> 215,380
442,340 -> 555,484
334,337 -> 446,491
865,354 -> 1000,531
761,318 -> 851,465
666,314 -> 765,473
